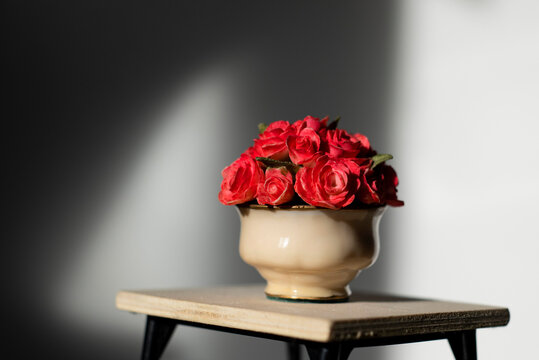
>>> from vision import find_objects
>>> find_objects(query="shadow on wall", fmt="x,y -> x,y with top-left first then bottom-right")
4,1 -> 397,359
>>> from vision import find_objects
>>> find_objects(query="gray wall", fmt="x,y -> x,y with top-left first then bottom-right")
4,2 -> 397,359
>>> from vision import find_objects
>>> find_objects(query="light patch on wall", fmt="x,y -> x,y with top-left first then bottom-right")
55,62 -> 241,335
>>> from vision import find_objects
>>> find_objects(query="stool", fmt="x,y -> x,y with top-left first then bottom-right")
116,284 -> 509,360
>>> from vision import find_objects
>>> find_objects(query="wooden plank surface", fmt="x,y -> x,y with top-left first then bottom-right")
116,284 -> 509,342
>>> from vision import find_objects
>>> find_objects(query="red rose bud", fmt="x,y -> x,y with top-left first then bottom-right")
295,155 -> 370,209
325,129 -> 372,158
358,164 -> 404,207
287,127 -> 322,165
253,120 -> 294,160
291,115 -> 329,133
219,154 -> 264,205
256,167 -> 295,206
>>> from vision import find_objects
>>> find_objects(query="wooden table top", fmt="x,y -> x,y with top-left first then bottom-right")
116,284 -> 509,342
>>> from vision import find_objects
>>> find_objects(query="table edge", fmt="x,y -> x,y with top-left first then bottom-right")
116,289 -> 510,342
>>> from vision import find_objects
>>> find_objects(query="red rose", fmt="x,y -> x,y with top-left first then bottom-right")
358,164 -> 404,207
325,129 -> 371,158
287,127 -> 322,165
291,115 -> 329,133
352,132 -> 376,157
295,155 -> 369,209
253,120 -> 293,160
218,154 -> 264,205
256,167 -> 295,206
242,146 -> 259,158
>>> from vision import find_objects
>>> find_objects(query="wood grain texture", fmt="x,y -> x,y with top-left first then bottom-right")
116,284 -> 509,342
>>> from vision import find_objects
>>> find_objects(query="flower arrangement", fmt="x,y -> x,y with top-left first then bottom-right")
219,116 -> 404,209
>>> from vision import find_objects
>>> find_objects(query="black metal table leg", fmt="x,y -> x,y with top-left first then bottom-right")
448,330 -> 477,360
287,342 -> 302,360
135,315 -> 482,360
141,316 -> 177,360
305,343 -> 353,360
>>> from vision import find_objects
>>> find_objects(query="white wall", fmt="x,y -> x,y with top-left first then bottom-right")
385,0 -> 539,358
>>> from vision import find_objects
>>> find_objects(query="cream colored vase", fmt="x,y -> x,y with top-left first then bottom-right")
237,205 -> 386,302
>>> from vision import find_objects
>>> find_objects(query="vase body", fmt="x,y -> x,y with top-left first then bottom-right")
237,206 -> 385,301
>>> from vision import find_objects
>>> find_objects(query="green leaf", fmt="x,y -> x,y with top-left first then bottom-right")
255,157 -> 300,174
258,123 -> 268,134
327,116 -> 341,130
371,154 -> 393,169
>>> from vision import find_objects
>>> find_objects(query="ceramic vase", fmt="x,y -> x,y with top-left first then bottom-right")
237,205 -> 386,302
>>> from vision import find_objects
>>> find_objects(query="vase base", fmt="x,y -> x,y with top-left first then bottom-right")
265,292 -> 349,303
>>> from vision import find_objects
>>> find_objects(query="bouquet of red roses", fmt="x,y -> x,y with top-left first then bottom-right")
219,116 -> 404,209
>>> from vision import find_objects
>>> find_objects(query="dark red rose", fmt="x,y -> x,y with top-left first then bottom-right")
295,155 -> 370,209
325,129 -> 372,158
256,167 -> 295,206
358,164 -> 404,207
287,127 -> 322,165
218,154 -> 264,205
253,120 -> 294,160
